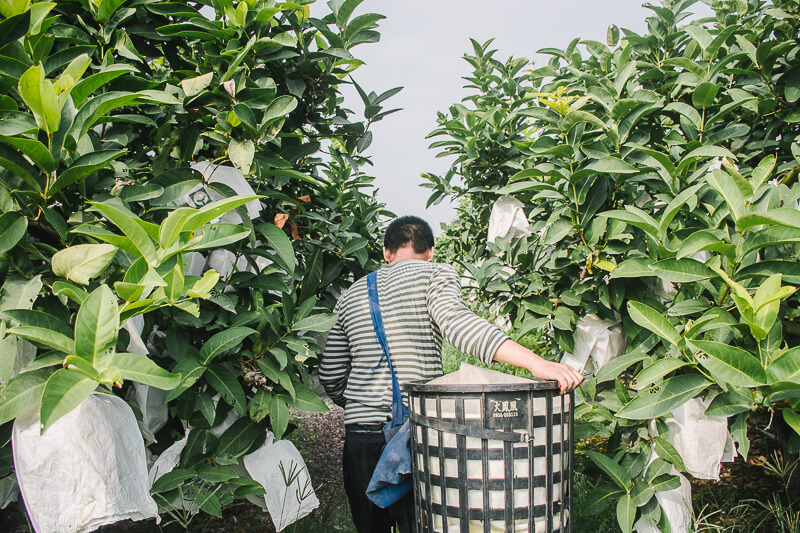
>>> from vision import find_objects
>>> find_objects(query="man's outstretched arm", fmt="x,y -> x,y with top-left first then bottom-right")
492,339 -> 583,394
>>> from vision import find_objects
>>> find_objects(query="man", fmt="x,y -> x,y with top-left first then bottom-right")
319,216 -> 583,533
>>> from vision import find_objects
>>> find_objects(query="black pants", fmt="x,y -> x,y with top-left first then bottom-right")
343,425 -> 416,533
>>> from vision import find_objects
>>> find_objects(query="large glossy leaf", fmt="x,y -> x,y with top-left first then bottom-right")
676,229 -> 734,261
205,364 -> 247,415
584,450 -> 632,492
627,301 -> 680,346
767,347 -> 800,384
653,436 -> 686,471
288,387 -> 329,413
52,244 -> 118,285
7,326 -> 74,354
2,309 -> 72,337
39,369 -> 97,431
214,417 -> 262,457
617,375 -> 711,419
90,202 -> 157,264
0,135 -> 54,172
0,212 -> 28,254
292,313 -> 338,333
649,258 -> 713,282
609,258 -> 655,279
707,168 -> 745,222
182,195 -> 262,233
71,64 -> 136,105
253,223 -> 294,276
199,327 -> 255,365
163,357 -> 206,402
633,358 -> 689,390
18,65 -> 60,134
736,208 -> 800,233
688,340 -> 766,387
0,367 -> 55,425
102,352 -> 180,389
49,150 -> 124,195
594,352 -> 649,384
74,285 -> 118,365
616,493 -> 635,533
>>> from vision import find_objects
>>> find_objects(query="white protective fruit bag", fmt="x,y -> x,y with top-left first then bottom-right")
665,398 -> 729,480
487,195 -> 532,243
560,314 -> 627,378
13,394 -> 159,533
244,434 -> 319,531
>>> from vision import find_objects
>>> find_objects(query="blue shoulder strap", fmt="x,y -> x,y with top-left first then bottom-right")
367,271 -> 408,428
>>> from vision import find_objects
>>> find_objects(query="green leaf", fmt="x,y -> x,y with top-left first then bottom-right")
253,223 -> 293,276
617,493 -> 636,533
649,259 -> 713,283
705,388 -> 754,417
102,352 -> 179,389
215,417 -> 261,457
736,208 -> 800,233
653,436 -> 686,471
767,347 -> 800,384
584,450 -> 632,492
783,409 -> 800,438
750,154 -> 776,192
199,327 -> 255,365
228,139 -> 254,174
71,64 -> 136,106
563,110 -> 606,132
688,340 -> 766,387
0,135 -> 55,172
633,359 -> 690,390
90,202 -> 157,264
677,146 -> 736,176
731,412 -> 750,460
658,183 -> 704,235
2,309 -> 72,337
594,351 -> 649,384
51,244 -> 118,285
74,285 -> 118,365
181,72 -> 214,98
182,195 -> 261,233
7,326 -> 74,354
288,387 -> 329,413
151,469 -> 197,493
19,65 -> 60,135
707,168 -> 745,222
627,301 -> 680,347
292,313 -> 338,333
609,258 -> 655,279
205,364 -> 247,415
676,229 -> 734,261
617,375 -> 711,419
587,156 -> 639,175
261,95 -> 298,126
0,212 -> 28,254
50,150 -> 125,195
0,367 -> 55,425
197,463 -> 237,483
95,0 -> 128,24
39,369 -> 97,431
250,388 -> 270,422
692,82 -> 720,109
163,357 -> 206,402
270,394 -> 289,439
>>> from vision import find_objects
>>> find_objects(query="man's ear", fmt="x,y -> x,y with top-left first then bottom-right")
383,247 -> 392,263
426,247 -> 435,261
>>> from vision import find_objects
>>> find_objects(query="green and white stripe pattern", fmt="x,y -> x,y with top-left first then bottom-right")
320,259 -> 509,425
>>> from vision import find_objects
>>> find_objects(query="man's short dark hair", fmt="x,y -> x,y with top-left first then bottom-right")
383,216 -> 435,254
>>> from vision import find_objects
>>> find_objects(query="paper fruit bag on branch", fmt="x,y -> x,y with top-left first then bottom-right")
13,394 -> 158,533
560,314 -> 627,378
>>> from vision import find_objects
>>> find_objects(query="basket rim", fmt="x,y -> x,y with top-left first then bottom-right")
402,378 -> 562,393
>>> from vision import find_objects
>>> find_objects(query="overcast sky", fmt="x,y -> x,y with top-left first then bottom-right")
337,1 -> 712,233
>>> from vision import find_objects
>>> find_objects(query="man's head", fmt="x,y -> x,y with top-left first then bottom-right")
383,216 -> 435,264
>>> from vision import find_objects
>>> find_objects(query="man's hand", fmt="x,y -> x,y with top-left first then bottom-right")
526,359 -> 584,394
492,339 -> 584,394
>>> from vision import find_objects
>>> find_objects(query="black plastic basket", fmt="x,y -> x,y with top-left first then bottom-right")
404,379 -> 573,533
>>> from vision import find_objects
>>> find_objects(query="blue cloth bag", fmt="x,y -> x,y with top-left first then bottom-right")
364,271 -> 413,508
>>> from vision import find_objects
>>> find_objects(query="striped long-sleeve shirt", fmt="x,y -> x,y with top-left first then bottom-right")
319,259 -> 509,425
